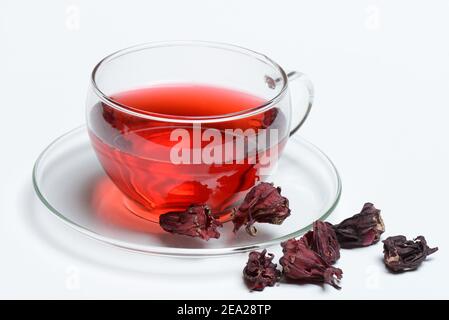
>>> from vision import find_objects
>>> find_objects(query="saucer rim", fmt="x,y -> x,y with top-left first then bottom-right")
32,125 -> 342,258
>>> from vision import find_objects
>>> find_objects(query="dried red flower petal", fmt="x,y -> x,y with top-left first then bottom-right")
159,204 -> 222,240
333,202 -> 385,248
280,238 -> 343,289
309,221 -> 341,265
300,230 -> 313,247
383,235 -> 438,272
232,182 -> 291,236
243,249 -> 281,291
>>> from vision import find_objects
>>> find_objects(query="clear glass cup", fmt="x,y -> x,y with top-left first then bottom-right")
86,41 -> 313,222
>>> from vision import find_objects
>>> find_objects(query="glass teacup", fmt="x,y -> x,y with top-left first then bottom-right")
86,41 -> 313,222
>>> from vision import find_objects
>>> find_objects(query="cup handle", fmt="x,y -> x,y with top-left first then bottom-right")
287,71 -> 314,136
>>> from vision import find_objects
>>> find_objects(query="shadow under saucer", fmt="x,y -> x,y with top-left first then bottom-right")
20,182 -> 245,276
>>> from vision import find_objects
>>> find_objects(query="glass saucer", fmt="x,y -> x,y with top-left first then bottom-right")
33,126 -> 341,257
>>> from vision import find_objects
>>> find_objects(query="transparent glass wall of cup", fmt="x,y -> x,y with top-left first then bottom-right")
86,41 -> 313,223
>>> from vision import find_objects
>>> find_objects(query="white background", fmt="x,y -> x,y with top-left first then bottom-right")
1,0 -> 448,299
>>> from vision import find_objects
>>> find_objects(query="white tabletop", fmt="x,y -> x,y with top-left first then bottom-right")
1,0 -> 448,299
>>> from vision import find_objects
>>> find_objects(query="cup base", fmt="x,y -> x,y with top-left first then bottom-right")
123,197 -> 235,223
123,198 -> 160,223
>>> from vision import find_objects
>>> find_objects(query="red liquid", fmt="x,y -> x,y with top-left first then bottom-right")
88,84 -> 287,221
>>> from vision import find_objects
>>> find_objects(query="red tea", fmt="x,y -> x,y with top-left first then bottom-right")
88,84 -> 287,221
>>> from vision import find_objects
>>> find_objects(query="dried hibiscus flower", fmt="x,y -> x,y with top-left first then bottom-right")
280,238 -> 343,289
159,204 -> 222,240
333,202 -> 385,248
383,235 -> 438,272
232,182 -> 291,236
305,220 -> 340,265
243,249 -> 281,291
